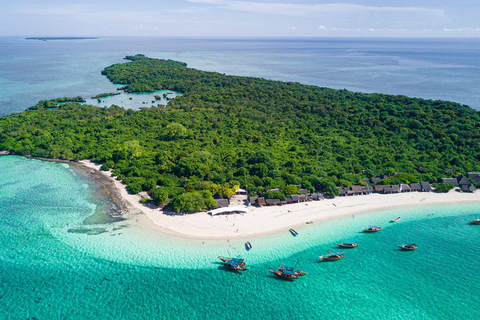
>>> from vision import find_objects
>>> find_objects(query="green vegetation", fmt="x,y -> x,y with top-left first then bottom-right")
435,183 -> 455,192
91,92 -> 121,99
26,96 -> 85,110
1,54 -> 480,212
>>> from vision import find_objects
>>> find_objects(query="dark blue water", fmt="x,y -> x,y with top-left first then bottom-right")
1,37 -> 480,116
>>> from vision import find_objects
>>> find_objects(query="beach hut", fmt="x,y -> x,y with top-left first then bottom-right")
461,184 -> 477,193
468,172 -> 480,185
213,199 -> 229,209
351,186 -> 363,195
266,199 -> 281,206
457,175 -> 470,188
383,185 -> 393,194
441,178 -> 458,187
236,188 -> 248,195
360,179 -> 370,185
299,194 -> 307,202
371,177 -> 382,184
374,185 -> 384,193
291,194 -> 300,202
410,183 -> 421,192
400,184 -> 411,192
361,186 -> 370,194
267,188 -> 280,193
391,185 -> 400,193
420,182 -> 432,192
298,189 -> 308,194
445,168 -> 456,173
311,193 -> 319,200
248,197 -> 258,206
285,197 -> 293,203
318,194 -> 325,200
257,197 -> 266,206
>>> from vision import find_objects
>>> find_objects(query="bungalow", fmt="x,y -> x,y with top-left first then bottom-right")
400,184 -> 411,192
351,185 -> 363,195
285,197 -> 293,203
213,199 -> 229,209
441,178 -> 458,187
461,184 -> 477,193
374,185 -> 385,193
318,194 -> 325,200
420,182 -> 432,192
299,194 -> 307,202
291,194 -> 300,202
391,185 -> 400,193
311,193 -> 319,200
266,199 -> 281,206
383,185 -> 393,194
267,188 -> 280,193
456,175 -> 470,188
468,172 -> 480,185
257,197 -> 266,206
410,183 -> 421,192
371,178 -> 382,184
248,197 -> 258,206
360,179 -> 370,185
298,189 -> 308,194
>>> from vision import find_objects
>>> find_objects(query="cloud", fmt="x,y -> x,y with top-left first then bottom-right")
17,4 -> 95,16
187,0 -> 445,19
317,25 -> 326,30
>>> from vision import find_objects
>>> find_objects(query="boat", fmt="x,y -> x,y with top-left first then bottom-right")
398,244 -> 418,251
306,221 -> 313,224
337,238 -> 358,248
289,228 -> 298,236
319,246 -> 344,261
364,225 -> 381,233
218,256 -> 249,271
391,217 -> 401,222
270,262 -> 307,280
470,219 -> 480,225
246,241 -> 252,250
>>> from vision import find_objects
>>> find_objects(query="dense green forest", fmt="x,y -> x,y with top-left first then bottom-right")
1,54 -> 480,212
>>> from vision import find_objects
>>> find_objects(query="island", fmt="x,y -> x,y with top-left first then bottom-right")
25,37 -> 98,41
91,92 -> 121,99
1,54 -> 480,217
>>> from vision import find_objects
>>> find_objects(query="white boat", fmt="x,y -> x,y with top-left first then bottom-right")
391,217 -> 401,222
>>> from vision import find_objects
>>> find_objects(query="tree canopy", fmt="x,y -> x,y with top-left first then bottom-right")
1,54 -> 480,211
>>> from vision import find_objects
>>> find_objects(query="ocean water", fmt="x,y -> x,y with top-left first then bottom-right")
1,155 -> 480,319
1,37 -> 480,116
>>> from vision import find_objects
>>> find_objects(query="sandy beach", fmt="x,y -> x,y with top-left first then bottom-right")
76,160 -> 480,239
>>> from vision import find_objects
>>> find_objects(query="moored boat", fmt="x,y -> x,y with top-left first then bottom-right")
218,256 -> 249,271
364,225 -> 381,233
289,228 -> 298,236
270,263 -> 307,280
398,244 -> 418,251
337,238 -> 358,248
391,217 -> 401,222
320,246 -> 344,261
470,219 -> 480,225
246,241 -> 252,249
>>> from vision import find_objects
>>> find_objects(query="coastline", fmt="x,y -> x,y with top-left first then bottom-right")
3,153 -> 479,240
76,159 -> 480,239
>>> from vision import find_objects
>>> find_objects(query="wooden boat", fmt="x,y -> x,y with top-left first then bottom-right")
364,225 -> 381,233
391,217 -> 401,222
337,238 -> 358,248
320,246 -> 344,261
470,219 -> 480,225
246,241 -> 252,250
306,221 -> 313,224
270,263 -> 307,280
289,228 -> 298,236
218,256 -> 249,271
398,244 -> 418,251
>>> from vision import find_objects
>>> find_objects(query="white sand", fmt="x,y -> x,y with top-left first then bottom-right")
79,160 -> 480,239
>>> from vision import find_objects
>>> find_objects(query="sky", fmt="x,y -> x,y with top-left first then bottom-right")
1,0 -> 479,37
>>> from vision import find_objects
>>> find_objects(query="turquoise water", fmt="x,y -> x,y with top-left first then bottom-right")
1,37 -> 480,116
1,155 -> 480,319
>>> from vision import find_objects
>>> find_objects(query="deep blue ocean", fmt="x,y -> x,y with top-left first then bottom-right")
1,37 -> 480,319
1,37 -> 480,116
